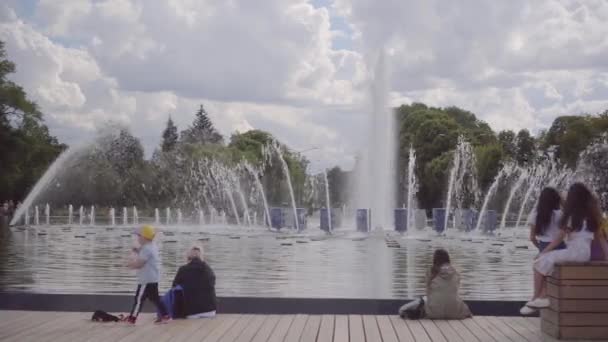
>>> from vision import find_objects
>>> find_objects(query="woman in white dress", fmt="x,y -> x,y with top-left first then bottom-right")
524,183 -> 608,310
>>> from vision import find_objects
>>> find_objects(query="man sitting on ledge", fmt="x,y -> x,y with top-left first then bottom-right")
172,246 -> 217,318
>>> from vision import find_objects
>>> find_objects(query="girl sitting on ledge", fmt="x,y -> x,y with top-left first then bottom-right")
525,183 -> 608,310
399,249 -> 471,320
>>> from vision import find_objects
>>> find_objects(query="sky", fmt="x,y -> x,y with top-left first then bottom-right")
1,0 -> 607,170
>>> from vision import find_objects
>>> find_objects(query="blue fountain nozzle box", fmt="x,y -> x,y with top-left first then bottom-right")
269,207 -> 285,229
455,209 -> 477,232
432,208 -> 446,233
356,209 -> 371,232
320,208 -> 339,232
394,208 -> 408,232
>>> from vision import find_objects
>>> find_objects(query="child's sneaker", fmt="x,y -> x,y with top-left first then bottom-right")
519,305 -> 537,316
526,297 -> 550,309
123,315 -> 137,325
154,315 -> 171,324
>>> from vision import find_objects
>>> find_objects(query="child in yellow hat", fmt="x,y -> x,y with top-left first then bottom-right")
125,225 -> 170,324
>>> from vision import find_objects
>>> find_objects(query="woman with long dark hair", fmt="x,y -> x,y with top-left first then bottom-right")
524,183 -> 608,310
521,187 -> 565,315
399,249 -> 471,319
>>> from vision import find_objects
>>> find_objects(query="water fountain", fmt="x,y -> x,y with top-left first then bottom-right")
353,50 -> 396,229
244,162 -> 271,229
79,206 -> 84,225
406,146 -> 418,232
253,212 -> 258,226
442,137 -> 478,232
166,208 -> 171,225
177,209 -> 183,225
272,143 -> 300,231
34,206 -> 39,226
109,208 -> 116,226
122,207 -> 128,225
45,204 -> 50,225
235,182 -> 251,226
133,207 -> 139,225
323,169 -> 333,233
68,204 -> 73,225
24,208 -> 30,225
475,163 -> 514,231
499,168 -> 527,230
199,210 -> 205,225
155,208 -> 160,225
90,206 -> 95,225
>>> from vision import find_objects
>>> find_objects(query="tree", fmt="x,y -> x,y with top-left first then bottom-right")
181,105 -> 223,145
0,40 -> 65,202
497,130 -> 516,159
161,116 -> 178,152
515,129 -> 535,165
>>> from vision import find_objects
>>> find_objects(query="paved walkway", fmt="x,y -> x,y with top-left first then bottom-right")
0,310 -> 582,341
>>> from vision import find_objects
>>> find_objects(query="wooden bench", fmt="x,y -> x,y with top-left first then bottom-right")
541,262 -> 608,340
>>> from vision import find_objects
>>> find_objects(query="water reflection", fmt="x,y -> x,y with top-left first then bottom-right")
0,226 -> 535,300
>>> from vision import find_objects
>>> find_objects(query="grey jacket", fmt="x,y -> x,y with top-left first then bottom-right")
424,264 -> 472,319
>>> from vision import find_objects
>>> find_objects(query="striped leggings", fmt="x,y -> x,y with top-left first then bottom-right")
129,283 -> 168,318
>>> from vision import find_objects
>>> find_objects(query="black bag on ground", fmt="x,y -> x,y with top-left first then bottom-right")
403,297 -> 425,320
91,310 -> 122,322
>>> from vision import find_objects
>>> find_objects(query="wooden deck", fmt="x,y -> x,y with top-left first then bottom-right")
0,311 -> 592,341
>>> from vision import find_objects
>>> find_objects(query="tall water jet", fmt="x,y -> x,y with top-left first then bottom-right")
323,169 -> 333,233
79,206 -> 84,225
406,146 -> 418,231
10,146 -> 82,225
443,138 -> 478,231
353,50 -> 396,229
90,206 -> 95,225
235,181 -> 251,226
44,204 -> 50,225
155,208 -> 160,225
226,188 -> 241,226
109,208 -> 116,226
177,209 -> 183,225
444,146 -> 461,232
34,206 -> 40,226
475,164 -> 513,231
272,143 -> 300,231
199,210 -> 205,225
122,207 -> 128,225
516,164 -> 548,228
68,204 -> 73,225
253,212 -> 258,226
244,163 -> 271,229
24,208 -> 30,225
499,168 -> 527,230
133,207 -> 139,225
166,208 -> 171,225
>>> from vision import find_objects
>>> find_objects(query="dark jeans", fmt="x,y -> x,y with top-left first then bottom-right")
538,241 -> 566,252
130,283 -> 168,318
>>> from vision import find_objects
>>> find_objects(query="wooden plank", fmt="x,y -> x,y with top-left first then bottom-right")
362,315 -> 382,342
459,318 -> 496,342
471,316 -> 512,342
419,320 -> 447,342
548,282 -> 608,299
251,315 -> 280,342
283,314 -> 307,341
446,320 -> 479,342
433,320 -> 464,342
333,315 -> 349,342
508,317 -> 560,342
5,312 -> 84,342
184,316 -> 232,342
550,298 -> 608,312
156,317 -> 217,342
266,315 -> 295,342
389,316 -> 415,342
299,315 -> 320,342
405,320 -> 431,342
234,315 -> 267,342
484,316 -> 533,342
376,316 -> 398,342
202,314 -> 240,342
1,312 -> 79,341
220,315 -> 254,342
554,263 -> 608,280
348,315 -> 365,342
316,315 -> 334,342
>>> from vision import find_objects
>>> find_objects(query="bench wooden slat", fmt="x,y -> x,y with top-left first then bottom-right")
542,310 -> 608,327
547,282 -> 608,299
554,263 -> 608,280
